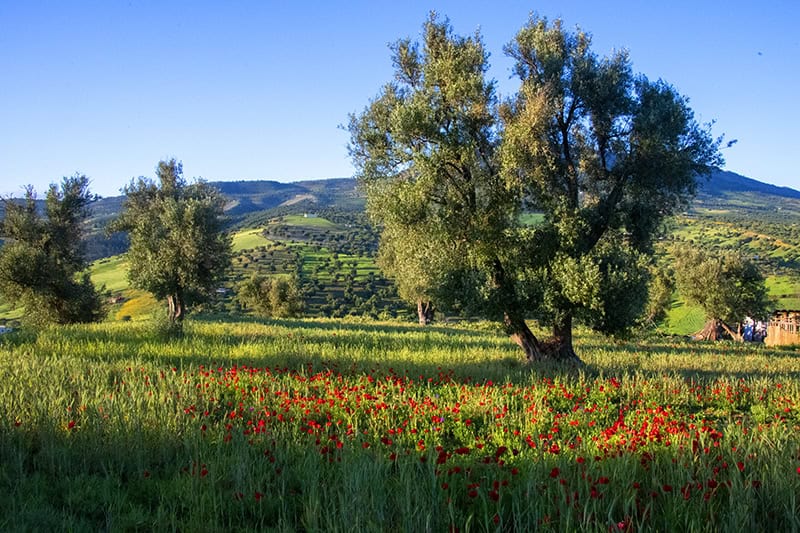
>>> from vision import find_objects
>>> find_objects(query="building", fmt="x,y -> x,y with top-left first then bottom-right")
765,310 -> 800,347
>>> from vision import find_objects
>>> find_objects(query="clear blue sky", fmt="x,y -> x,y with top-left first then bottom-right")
1,0 -> 798,197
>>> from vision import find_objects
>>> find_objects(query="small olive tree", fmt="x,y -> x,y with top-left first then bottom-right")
0,175 -> 105,326
237,273 -> 304,318
111,159 -> 231,329
673,244 -> 771,340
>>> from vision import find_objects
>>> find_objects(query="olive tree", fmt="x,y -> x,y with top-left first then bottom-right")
349,14 -> 721,363
0,175 -> 105,326
672,244 -> 771,340
111,159 -> 231,328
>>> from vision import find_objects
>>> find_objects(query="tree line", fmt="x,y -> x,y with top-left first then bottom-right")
0,160 -> 230,334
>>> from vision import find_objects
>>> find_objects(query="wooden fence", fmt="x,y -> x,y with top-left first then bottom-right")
766,313 -> 800,347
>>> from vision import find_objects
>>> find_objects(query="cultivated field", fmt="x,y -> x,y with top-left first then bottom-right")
1,319 -> 798,531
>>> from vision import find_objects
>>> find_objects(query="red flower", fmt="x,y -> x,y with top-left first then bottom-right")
549,467 -> 560,478
737,461 -> 745,472
488,490 -> 500,502
67,421 -> 76,430
662,484 -> 673,492
254,491 -> 263,501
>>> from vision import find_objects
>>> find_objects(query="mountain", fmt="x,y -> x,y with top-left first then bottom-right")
4,169 -> 799,261
697,170 -> 800,200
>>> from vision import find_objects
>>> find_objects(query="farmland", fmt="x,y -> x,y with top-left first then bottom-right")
1,319 -> 799,531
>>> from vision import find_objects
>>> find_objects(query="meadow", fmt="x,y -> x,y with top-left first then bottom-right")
1,318 -> 799,531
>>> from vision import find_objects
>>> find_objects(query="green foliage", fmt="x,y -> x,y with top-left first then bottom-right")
642,261 -> 676,326
0,175 -> 105,326
237,273 -> 304,318
348,14 -> 521,327
501,16 -> 721,332
111,159 -> 231,325
672,244 -> 772,324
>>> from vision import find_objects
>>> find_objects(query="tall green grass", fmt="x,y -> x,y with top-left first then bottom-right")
1,319 -> 798,531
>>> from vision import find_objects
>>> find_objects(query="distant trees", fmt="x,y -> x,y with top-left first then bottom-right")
111,159 -> 231,328
0,175 -> 106,326
349,14 -> 721,363
673,244 -> 771,340
237,273 -> 304,318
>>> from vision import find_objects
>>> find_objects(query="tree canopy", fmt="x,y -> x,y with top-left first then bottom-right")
0,175 -> 105,326
237,273 -> 304,318
111,159 -> 231,327
349,14 -> 721,363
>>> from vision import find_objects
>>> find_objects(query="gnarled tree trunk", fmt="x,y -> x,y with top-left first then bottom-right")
693,319 -> 721,341
166,291 -> 185,325
541,313 -> 582,364
503,311 -> 543,362
417,300 -> 434,326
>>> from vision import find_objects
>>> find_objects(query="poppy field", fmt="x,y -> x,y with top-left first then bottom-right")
1,319 -> 799,531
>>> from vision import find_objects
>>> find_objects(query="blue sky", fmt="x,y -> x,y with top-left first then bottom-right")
1,0 -> 798,197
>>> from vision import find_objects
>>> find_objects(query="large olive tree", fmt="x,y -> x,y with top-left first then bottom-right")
349,14 -> 721,363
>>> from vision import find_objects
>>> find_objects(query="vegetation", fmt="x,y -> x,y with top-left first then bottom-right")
349,15 -> 721,364
1,319 -> 799,531
110,159 -> 232,329
237,273 -> 304,318
0,175 -> 105,326
673,244 -> 771,340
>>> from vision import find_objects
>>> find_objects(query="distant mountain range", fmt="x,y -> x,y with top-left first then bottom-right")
696,170 -> 800,200
205,169 -> 800,220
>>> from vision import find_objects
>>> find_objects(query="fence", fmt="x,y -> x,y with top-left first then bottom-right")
766,312 -> 800,347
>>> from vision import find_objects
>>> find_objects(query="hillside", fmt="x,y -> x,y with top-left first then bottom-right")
1,169 -> 799,331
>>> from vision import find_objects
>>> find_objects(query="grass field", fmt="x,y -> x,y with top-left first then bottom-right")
281,214 -> 340,229
1,318 -> 798,531
232,229 -> 273,253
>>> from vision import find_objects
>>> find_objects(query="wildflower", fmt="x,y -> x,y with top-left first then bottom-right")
549,467 -> 560,478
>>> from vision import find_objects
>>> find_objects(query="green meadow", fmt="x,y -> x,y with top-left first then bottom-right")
1,318 -> 799,531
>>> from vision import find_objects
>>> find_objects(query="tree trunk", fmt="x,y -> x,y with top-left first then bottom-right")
693,319 -> 721,341
417,300 -> 434,326
166,292 -> 185,325
503,311 -> 544,362
720,321 -> 742,342
491,257 -> 581,365
542,313 -> 583,363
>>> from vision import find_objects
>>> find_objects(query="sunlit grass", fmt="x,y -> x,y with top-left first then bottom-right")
231,228 -> 273,252
1,318 -> 798,530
